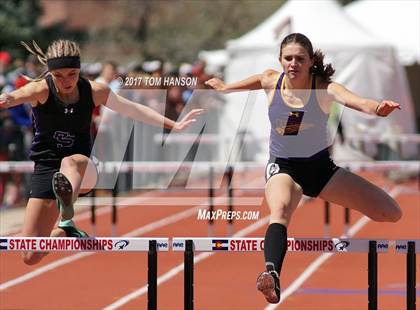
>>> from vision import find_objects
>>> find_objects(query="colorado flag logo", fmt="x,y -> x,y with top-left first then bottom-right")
212,239 -> 229,251
0,239 -> 8,250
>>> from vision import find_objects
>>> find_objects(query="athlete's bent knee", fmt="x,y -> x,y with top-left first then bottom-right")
384,198 -> 402,222
22,252 -> 42,265
60,156 -> 77,170
387,205 -> 402,222
371,203 -> 402,223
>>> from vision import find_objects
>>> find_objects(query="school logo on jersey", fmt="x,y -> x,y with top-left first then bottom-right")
284,111 -> 304,135
289,111 -> 301,118
53,131 -> 76,148
275,111 -> 314,136
275,122 -> 314,135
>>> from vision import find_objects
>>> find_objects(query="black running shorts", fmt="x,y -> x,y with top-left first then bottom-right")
29,159 -> 97,199
265,148 -> 340,197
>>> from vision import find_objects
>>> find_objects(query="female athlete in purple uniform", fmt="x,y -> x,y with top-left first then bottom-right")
206,33 -> 401,304
0,40 -> 201,265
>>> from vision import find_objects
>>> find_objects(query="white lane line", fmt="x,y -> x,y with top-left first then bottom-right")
3,190 -> 169,236
101,196 -> 310,310
264,186 -> 402,310
0,207 -> 197,292
102,215 -> 271,310
0,178 -> 263,292
0,252 -> 92,292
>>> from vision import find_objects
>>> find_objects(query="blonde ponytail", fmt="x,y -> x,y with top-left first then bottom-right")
20,39 -> 81,82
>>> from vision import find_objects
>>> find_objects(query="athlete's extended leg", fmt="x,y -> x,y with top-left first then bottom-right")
319,168 -> 402,222
20,198 -> 66,265
257,173 -> 303,304
53,154 -> 97,220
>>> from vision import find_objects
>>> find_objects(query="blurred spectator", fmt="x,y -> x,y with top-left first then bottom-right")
0,119 -> 24,159
9,76 -> 33,151
81,62 -> 101,81
92,60 -> 121,137
164,84 -> 185,133
0,69 -> 34,208
0,51 -> 12,74
142,60 -> 162,78
0,53 -> 227,201
0,119 -> 25,208
95,61 -> 120,92
0,51 -> 12,91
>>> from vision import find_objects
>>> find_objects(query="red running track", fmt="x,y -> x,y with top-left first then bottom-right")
0,170 -> 418,309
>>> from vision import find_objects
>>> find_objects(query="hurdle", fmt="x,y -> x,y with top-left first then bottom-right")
323,201 -> 351,238
226,166 -> 234,237
112,185 -> 118,237
324,201 -> 330,237
172,237 -> 420,310
208,166 -> 215,236
0,237 -> 169,310
90,189 -> 97,237
396,240 -> 419,310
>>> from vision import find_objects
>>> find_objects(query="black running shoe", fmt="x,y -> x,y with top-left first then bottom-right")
256,270 -> 280,304
52,172 -> 74,220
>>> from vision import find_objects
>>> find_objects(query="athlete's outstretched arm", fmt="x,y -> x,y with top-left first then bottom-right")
205,74 -> 263,93
327,82 -> 401,117
92,81 -> 202,131
205,69 -> 279,94
0,81 -> 46,109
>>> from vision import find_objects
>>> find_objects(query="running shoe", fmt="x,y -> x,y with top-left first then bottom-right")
256,269 -> 280,304
52,172 -> 74,220
58,220 -> 89,238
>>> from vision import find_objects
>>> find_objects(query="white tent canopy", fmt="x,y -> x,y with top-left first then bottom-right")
227,0 -> 387,52
345,0 -> 420,65
221,0 -> 416,161
198,49 -> 228,75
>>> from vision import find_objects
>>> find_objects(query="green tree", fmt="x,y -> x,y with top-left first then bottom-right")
136,0 -> 286,63
0,0 -> 86,60
0,0 -> 42,57
83,0 -> 285,64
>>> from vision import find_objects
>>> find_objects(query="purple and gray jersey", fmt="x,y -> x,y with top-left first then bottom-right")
268,72 -> 330,158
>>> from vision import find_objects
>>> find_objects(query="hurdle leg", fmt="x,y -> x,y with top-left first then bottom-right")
148,240 -> 157,310
112,186 -> 117,237
343,208 -> 350,237
407,241 -> 416,310
368,240 -> 377,310
208,166 -> 214,237
90,189 -> 96,237
227,166 -> 234,236
324,201 -> 330,238
184,240 -> 194,310
112,167 -> 118,237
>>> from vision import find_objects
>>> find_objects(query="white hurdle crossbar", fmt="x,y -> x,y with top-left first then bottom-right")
0,237 -> 168,310
174,238 -> 418,310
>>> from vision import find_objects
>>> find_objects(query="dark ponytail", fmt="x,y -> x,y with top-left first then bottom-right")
311,49 -> 335,82
280,33 -> 335,82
